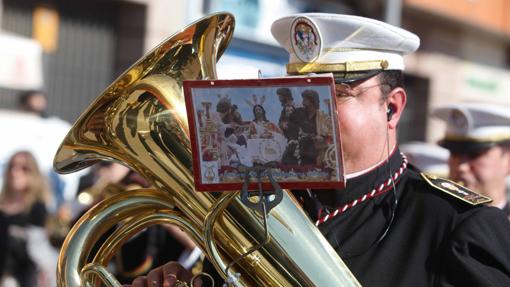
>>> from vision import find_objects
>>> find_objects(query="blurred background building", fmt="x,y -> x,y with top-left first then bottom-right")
0,0 -> 509,184
1,2 -> 508,284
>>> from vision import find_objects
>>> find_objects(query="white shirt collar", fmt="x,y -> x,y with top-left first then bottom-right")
345,145 -> 397,179
345,158 -> 387,179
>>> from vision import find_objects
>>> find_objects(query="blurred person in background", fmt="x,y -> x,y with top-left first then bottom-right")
400,141 -> 450,178
112,171 -> 202,284
0,150 -> 54,287
17,90 -> 49,118
73,163 -> 201,285
74,162 -> 131,217
433,103 -> 510,218
115,215 -> 201,284
16,90 -> 69,213
0,213 -> 8,285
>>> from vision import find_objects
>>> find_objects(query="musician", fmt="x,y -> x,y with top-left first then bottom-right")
127,13 -> 510,287
433,103 -> 510,218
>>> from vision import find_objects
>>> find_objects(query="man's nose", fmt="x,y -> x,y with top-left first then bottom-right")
455,156 -> 472,171
450,154 -> 469,171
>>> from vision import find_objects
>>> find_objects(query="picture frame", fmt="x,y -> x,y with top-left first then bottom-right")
183,75 -> 344,192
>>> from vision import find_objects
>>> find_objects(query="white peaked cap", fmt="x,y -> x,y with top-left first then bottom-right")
271,13 -> 420,79
400,141 -> 450,177
432,103 -> 510,153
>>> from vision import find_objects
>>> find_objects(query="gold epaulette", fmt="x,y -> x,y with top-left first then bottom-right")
420,173 -> 492,206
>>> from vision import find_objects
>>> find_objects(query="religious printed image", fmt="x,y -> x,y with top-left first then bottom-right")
183,76 -> 344,191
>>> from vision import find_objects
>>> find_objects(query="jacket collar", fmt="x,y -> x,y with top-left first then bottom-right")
318,147 -> 404,210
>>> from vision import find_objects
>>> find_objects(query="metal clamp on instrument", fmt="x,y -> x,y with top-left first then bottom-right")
239,163 -> 284,213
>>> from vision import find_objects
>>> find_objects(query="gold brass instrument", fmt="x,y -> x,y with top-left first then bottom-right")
54,12 -> 360,287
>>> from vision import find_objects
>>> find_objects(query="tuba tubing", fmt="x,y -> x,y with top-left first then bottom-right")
54,12 -> 360,287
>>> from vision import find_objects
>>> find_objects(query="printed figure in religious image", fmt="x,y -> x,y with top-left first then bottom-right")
248,104 -> 282,139
285,89 -> 327,166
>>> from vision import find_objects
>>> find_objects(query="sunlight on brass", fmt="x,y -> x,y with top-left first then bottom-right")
54,12 -> 360,287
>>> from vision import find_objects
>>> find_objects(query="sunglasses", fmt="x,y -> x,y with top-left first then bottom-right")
335,82 -> 389,101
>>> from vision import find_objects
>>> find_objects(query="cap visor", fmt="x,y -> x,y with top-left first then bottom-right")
439,140 -> 498,155
333,70 -> 383,84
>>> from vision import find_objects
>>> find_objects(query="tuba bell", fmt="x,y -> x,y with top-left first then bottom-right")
54,12 -> 360,287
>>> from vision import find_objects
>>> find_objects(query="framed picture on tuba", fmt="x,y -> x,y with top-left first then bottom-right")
183,74 -> 345,192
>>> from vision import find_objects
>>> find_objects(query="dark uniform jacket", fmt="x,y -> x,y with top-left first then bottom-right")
295,148 -> 510,286
503,203 -> 510,219
203,148 -> 510,286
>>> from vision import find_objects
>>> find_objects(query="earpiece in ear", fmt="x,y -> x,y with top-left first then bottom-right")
387,106 -> 394,121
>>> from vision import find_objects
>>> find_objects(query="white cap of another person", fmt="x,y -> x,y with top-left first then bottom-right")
400,141 -> 450,177
271,13 -> 420,82
432,103 -> 510,154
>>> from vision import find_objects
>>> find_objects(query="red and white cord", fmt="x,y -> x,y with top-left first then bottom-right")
315,153 -> 408,226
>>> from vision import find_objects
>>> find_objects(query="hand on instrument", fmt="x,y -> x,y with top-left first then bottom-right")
124,261 -> 199,287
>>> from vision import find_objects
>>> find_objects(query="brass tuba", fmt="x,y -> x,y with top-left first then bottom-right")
54,12 -> 360,287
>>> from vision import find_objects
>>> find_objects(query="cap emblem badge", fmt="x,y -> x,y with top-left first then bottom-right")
450,109 -> 468,131
290,17 -> 322,63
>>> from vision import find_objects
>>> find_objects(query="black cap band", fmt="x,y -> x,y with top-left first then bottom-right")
333,70 -> 383,84
439,139 -> 510,154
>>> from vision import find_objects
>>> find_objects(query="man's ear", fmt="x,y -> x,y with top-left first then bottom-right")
386,87 -> 406,129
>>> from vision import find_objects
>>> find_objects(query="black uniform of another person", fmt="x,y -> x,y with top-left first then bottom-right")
294,148 -> 510,286
432,102 -> 510,221
503,204 -> 510,219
